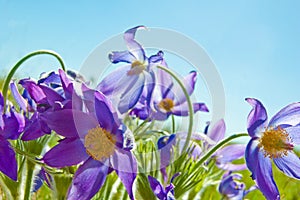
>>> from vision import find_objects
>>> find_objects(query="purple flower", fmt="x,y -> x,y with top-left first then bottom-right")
148,173 -> 180,200
131,68 -> 209,121
157,134 -> 176,183
41,89 -> 137,200
97,26 -> 164,114
0,92 -> 25,181
177,120 -> 246,171
16,69 -> 85,140
218,172 -> 256,200
214,144 -> 247,171
245,98 -> 300,200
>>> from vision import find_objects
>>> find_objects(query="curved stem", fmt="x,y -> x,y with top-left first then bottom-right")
157,65 -> 194,153
2,50 -> 66,109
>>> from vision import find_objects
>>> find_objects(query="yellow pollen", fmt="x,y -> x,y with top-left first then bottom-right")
84,126 -> 116,161
258,127 -> 294,159
127,60 -> 146,75
158,98 -> 175,112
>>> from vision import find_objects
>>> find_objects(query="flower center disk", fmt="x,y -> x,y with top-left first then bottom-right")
127,60 -> 146,75
258,127 -> 294,158
84,126 -> 116,161
158,98 -> 174,112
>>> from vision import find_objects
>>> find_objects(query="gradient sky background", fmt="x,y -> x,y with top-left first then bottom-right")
1,1 -> 299,137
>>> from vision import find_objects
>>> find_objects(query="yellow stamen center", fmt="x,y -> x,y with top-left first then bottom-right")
84,126 -> 116,161
127,60 -> 146,76
258,127 -> 294,158
158,98 -> 175,112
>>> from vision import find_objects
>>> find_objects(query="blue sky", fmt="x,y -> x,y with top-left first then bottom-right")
1,1 -> 300,136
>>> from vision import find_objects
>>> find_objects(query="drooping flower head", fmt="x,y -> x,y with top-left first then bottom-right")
97,26 -> 164,114
245,98 -> 300,199
41,86 -> 137,200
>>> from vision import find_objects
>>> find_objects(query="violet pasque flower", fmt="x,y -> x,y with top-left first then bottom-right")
218,172 -> 256,200
0,92 -> 25,181
16,69 -> 85,140
148,173 -> 180,200
97,26 -> 163,114
131,68 -> 209,121
245,98 -> 300,200
42,90 -> 137,200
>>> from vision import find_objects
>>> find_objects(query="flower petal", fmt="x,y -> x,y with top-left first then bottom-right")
217,163 -> 247,171
124,26 -> 146,62
110,150 -> 137,200
21,113 -> 50,141
245,98 -> 268,138
156,63 -> 173,99
40,109 -> 98,138
39,84 -> 65,106
2,110 -> 24,140
273,152 -> 300,179
10,81 -> 28,111
109,50 -> 135,64
216,144 -> 246,163
118,73 -> 145,113
43,138 -> 89,167
207,119 -> 226,143
147,175 -> 165,200
94,91 -> 118,133
172,102 -> 209,116
245,138 -> 260,179
284,125 -> 300,145
96,65 -> 131,96
149,50 -> 164,63
269,102 -> 300,127
19,79 -> 47,104
67,158 -> 109,200
255,150 -> 280,200
0,136 -> 17,181
59,69 -> 74,99
172,71 -> 197,105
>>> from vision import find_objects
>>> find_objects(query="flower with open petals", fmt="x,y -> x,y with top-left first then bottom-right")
97,26 -> 164,114
41,89 -> 137,200
131,67 -> 209,121
245,98 -> 300,200
0,92 -> 25,181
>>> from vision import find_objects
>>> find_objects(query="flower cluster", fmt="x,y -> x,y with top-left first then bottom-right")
0,26 -> 299,200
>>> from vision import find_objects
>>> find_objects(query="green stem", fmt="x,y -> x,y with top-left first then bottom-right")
157,65 -> 194,153
133,119 -> 149,134
2,50 -> 66,109
13,146 -> 59,174
171,115 -> 176,133
190,133 -> 249,179
23,161 -> 34,200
